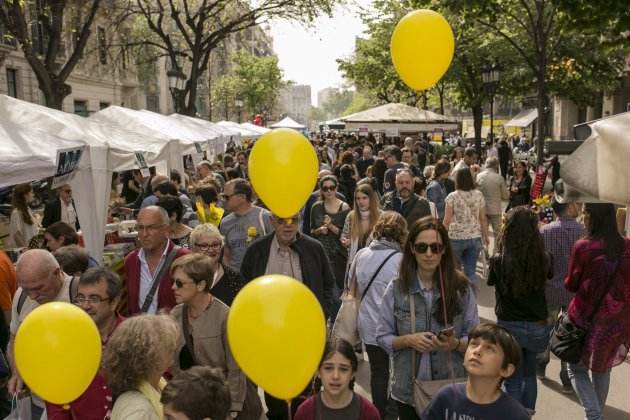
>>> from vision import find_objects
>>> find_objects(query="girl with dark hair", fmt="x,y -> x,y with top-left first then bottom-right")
377,217 -> 479,419
565,203 -> 630,420
426,159 -> 451,221
487,207 -> 552,411
443,168 -> 489,285
294,338 -> 380,420
9,183 -> 40,248
506,161 -> 531,210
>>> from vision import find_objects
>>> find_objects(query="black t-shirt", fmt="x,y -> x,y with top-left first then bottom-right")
422,383 -> 530,420
316,392 -> 360,420
487,254 -> 552,322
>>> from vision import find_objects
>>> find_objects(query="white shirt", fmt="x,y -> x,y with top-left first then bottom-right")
8,208 -> 39,248
138,241 -> 170,314
60,199 -> 77,228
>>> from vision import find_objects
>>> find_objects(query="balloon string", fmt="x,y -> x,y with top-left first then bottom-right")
286,399 -> 292,420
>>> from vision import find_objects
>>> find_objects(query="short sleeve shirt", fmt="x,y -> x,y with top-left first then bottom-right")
219,206 -> 273,270
445,190 -> 485,240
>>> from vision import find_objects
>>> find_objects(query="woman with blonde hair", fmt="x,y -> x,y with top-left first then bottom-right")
341,183 -> 381,276
9,183 -> 40,248
189,223 -> 247,306
169,253 -> 261,419
103,314 -> 179,420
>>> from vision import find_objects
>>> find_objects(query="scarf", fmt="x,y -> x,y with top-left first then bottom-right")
138,378 -> 167,419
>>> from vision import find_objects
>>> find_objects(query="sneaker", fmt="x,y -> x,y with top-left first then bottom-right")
562,383 -> 574,394
536,365 -> 546,379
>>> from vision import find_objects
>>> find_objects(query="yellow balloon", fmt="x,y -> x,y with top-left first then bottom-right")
15,302 -> 102,405
227,275 -> 326,400
249,128 -> 318,218
390,9 -> 455,91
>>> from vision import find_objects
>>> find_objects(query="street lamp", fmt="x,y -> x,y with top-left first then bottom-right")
235,97 -> 243,123
167,67 -> 186,113
482,65 -> 500,146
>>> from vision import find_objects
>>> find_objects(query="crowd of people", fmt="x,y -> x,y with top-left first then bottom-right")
0,131 -> 629,420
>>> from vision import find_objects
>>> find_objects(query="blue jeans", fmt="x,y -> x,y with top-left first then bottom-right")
450,238 -> 482,284
498,319 -> 550,410
568,362 -> 611,420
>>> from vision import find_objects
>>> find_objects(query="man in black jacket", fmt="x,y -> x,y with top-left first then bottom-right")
42,184 -> 80,231
240,212 -> 335,420
381,168 -> 432,227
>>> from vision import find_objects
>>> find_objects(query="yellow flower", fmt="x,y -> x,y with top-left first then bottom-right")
247,226 -> 258,237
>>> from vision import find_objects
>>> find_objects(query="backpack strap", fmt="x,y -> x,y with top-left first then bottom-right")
17,275 -> 79,315
16,290 -> 27,316
140,245 -> 181,313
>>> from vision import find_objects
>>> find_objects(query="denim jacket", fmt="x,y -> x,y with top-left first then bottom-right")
377,274 -> 479,405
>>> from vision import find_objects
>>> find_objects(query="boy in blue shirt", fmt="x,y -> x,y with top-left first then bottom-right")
422,323 -> 530,420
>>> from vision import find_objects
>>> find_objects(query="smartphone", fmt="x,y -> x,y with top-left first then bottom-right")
437,327 -> 455,339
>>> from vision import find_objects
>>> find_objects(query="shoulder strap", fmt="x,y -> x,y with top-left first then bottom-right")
258,208 -> 267,236
182,305 -> 197,365
17,275 -> 79,314
361,250 -> 399,300
16,289 -> 27,316
140,245 -> 181,313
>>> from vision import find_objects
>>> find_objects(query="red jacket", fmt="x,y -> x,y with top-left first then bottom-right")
45,315 -> 126,419
124,241 -> 189,315
294,393 -> 381,420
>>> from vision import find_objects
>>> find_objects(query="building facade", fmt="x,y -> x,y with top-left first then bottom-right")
317,87 -> 338,108
278,84 -> 312,125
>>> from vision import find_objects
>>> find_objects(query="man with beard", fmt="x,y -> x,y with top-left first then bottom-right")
46,267 -> 124,419
381,169 -> 432,227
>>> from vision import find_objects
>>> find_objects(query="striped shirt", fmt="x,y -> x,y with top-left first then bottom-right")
540,217 -> 585,307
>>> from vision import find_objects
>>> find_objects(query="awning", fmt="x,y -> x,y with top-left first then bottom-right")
504,108 -> 538,127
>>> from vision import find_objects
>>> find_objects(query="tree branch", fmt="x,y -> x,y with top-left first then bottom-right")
60,0 -> 101,81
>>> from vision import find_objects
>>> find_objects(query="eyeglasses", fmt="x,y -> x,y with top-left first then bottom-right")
413,242 -> 444,254
195,242 -> 222,251
321,185 -> 337,192
173,278 -> 194,289
275,216 -> 299,225
75,295 -> 111,305
220,193 -> 236,200
136,223 -> 167,232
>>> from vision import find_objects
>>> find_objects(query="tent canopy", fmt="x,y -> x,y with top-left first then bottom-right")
504,108 -> 538,128
168,114 -> 230,159
341,103 -> 456,123
217,121 -> 261,138
270,116 -> 306,129
240,122 -> 271,135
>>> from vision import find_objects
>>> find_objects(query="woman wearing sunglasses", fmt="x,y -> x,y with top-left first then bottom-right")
169,253 -> 262,419
189,223 -> 246,306
377,216 -> 479,419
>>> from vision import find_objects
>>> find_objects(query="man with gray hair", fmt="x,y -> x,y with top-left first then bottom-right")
7,249 -> 78,419
123,206 -> 189,315
476,157 -> 509,244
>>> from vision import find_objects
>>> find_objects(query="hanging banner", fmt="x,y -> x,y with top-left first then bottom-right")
134,151 -> 151,177
530,165 -> 547,200
385,127 -> 399,138
192,142 -> 205,167
52,146 -> 85,189
432,128 -> 444,143
359,126 -> 369,137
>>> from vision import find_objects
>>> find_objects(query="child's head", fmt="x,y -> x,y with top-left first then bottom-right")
464,323 -> 521,384
314,338 -> 358,395
161,366 -> 231,420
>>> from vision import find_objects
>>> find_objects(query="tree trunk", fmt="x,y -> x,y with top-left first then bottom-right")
34,72 -> 71,110
472,103 -> 483,155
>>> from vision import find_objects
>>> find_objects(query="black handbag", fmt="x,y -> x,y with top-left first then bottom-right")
550,259 -> 620,363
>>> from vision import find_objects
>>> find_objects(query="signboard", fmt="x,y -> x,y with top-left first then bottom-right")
432,128 -> 444,143
52,146 -> 85,189
384,127 -> 399,138
134,151 -> 151,177
191,142 -> 205,167
359,126 -> 369,137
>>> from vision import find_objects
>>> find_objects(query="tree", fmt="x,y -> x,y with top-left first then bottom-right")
127,0 -> 337,116
320,89 -> 354,118
0,0 -> 102,109
448,0 -> 627,164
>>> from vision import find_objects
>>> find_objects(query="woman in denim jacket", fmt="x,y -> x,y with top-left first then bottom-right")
377,216 -> 479,420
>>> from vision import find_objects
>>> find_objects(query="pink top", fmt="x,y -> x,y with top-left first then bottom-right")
565,238 -> 630,372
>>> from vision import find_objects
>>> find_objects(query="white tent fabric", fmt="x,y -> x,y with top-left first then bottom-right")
560,111 -> 630,204
240,122 -> 270,135
217,121 -> 261,138
504,109 -> 538,128
270,116 -> 306,129
169,114 -> 230,159
341,103 -> 455,123
0,115 -> 86,187
0,95 -> 174,262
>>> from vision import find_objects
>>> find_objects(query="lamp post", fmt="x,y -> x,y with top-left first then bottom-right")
235,97 -> 243,123
482,65 -> 500,145
167,67 -> 186,113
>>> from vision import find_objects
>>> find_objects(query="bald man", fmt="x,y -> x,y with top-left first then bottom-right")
7,249 -> 77,418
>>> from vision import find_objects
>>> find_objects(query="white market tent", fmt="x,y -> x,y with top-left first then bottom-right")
168,114 -> 229,160
0,95 -> 175,262
270,116 -> 306,130
217,120 -> 261,139
240,122 -> 271,135
341,103 -> 458,133
504,108 -> 538,128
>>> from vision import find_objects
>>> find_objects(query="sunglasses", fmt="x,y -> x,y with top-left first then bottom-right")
173,279 -> 193,289
413,242 -> 444,254
321,185 -> 337,192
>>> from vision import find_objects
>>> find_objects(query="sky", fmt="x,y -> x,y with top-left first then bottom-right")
269,1 -> 372,106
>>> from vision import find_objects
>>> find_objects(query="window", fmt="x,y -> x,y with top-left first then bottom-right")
74,100 -> 89,117
146,95 -> 159,112
97,26 -> 107,65
6,69 -> 18,98
0,22 -> 16,47
99,102 -> 110,110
